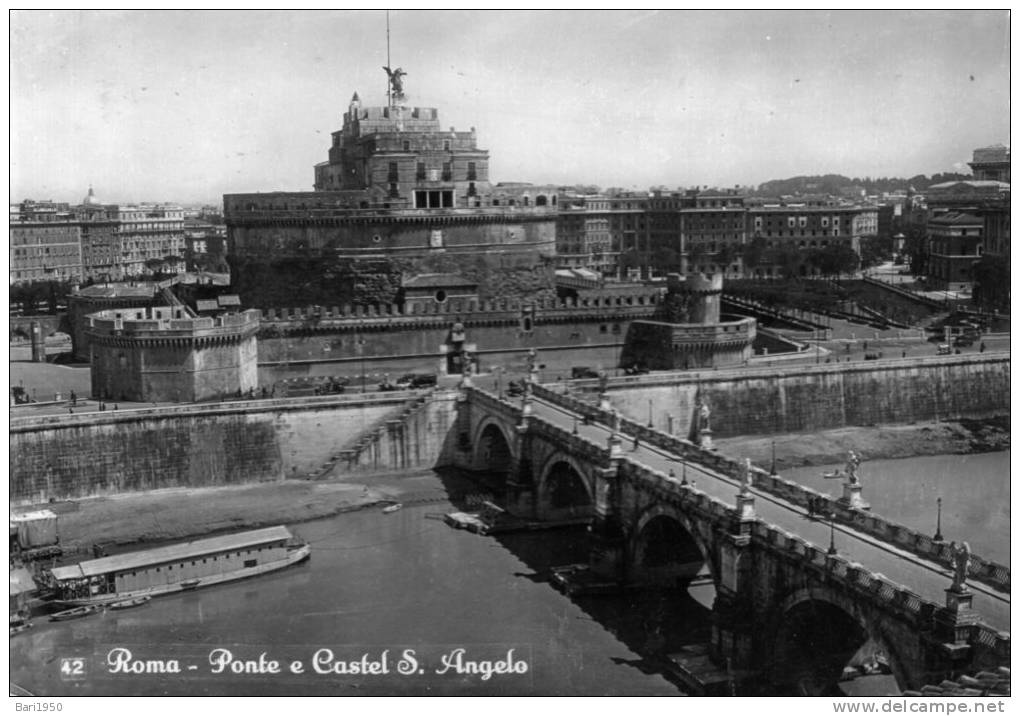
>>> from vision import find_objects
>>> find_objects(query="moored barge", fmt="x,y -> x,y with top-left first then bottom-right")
47,526 -> 310,606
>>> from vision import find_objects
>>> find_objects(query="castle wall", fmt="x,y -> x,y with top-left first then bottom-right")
227,214 -> 557,257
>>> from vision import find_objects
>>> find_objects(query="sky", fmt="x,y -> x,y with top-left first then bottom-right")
9,10 -> 1012,206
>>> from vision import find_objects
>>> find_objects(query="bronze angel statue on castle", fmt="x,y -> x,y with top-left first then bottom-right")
383,66 -> 407,101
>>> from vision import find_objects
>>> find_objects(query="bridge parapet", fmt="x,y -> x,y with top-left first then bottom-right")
529,382 -> 1009,592
749,518 -> 1010,667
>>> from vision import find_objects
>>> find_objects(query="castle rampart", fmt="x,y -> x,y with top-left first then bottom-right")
87,307 -> 260,403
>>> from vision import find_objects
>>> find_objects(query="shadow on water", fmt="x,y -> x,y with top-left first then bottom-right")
433,466 -> 715,694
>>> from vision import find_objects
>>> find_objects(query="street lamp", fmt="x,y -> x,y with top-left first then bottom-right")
934,497 -> 944,542
647,399 -> 654,428
770,439 -> 777,476
827,513 -> 838,555
681,456 -> 688,486
357,336 -> 366,393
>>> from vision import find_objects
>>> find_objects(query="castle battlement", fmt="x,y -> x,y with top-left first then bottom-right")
258,289 -> 664,325
87,307 -> 260,340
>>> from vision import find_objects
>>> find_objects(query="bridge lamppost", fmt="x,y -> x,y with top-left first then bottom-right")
827,513 -> 838,555
356,335 -> 366,393
681,457 -> 688,486
647,399 -> 654,428
770,439 -> 777,476
572,415 -> 578,435
934,497 -> 944,542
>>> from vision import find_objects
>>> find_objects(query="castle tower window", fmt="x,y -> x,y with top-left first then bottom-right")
442,163 -> 452,182
467,162 -> 477,181
403,141 -> 410,152
388,162 -> 399,183
416,162 -> 426,181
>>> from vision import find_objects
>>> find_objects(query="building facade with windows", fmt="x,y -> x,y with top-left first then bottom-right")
925,211 -> 984,291
111,204 -> 186,277
9,209 -> 83,285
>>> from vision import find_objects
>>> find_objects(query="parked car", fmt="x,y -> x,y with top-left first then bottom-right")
506,380 -> 526,397
624,364 -> 649,375
937,344 -> 952,355
397,373 -> 437,389
952,335 -> 974,348
571,366 -> 600,379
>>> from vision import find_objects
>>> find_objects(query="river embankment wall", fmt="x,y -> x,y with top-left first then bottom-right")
10,393 -> 427,505
579,353 -> 1009,439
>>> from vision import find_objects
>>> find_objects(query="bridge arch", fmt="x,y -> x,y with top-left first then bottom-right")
535,453 -> 594,521
472,418 -> 517,482
766,587 -> 911,695
628,504 -> 716,588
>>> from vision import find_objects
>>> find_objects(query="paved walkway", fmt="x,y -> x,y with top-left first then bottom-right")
528,395 -> 1009,632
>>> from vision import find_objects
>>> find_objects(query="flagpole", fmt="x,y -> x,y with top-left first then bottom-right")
386,10 -> 391,108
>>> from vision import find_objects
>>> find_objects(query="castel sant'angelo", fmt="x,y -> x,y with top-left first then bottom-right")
224,65 -> 560,308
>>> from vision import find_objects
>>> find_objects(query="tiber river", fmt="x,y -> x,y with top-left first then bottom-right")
9,451 -> 1008,697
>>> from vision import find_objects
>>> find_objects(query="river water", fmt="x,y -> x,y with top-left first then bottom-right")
11,501 -> 708,696
781,451 -> 1010,565
10,452 -> 1007,696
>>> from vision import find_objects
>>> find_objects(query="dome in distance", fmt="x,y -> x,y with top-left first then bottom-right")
82,185 -> 99,205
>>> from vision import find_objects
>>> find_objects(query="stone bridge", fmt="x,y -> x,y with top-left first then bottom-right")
452,382 -> 1010,694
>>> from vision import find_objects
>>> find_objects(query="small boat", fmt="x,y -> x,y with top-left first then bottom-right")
180,579 -> 200,590
109,596 -> 151,610
50,605 -> 100,622
822,470 -> 844,480
382,503 -> 403,514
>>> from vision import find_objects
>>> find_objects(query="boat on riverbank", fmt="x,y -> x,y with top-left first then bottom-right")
46,526 -> 310,607
49,604 -> 100,621
109,595 -> 151,610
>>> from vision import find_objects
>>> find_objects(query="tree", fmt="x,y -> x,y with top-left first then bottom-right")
971,255 -> 1010,313
685,242 -> 708,273
858,235 -> 890,270
740,236 -> 769,274
715,244 -> 738,274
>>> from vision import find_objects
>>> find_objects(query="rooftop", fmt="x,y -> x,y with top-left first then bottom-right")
402,273 -> 478,289
74,283 -> 158,299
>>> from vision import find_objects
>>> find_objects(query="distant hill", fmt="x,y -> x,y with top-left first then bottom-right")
753,173 -> 973,197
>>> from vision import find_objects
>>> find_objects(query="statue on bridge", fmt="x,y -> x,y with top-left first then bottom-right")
525,348 -> 538,383
611,409 -> 621,435
951,541 -> 972,592
845,450 -> 861,486
698,398 -> 711,431
598,369 -> 609,395
741,458 -> 754,495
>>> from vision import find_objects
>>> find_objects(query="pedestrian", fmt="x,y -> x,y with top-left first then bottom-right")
980,342 -> 986,353
68,407 -> 74,414
902,350 -> 907,359
632,435 -> 640,451
114,403 -> 119,411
